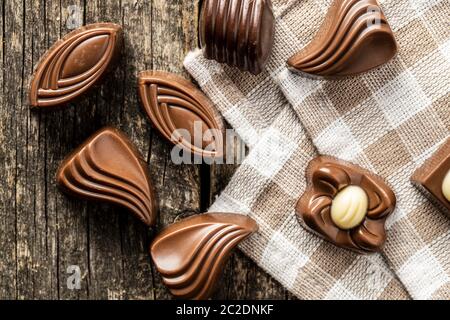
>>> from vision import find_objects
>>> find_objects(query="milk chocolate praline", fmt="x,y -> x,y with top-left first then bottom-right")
138,71 -> 226,160
296,156 -> 396,253
288,0 -> 398,78
30,23 -> 123,108
150,213 -> 258,300
57,127 -> 157,227
199,0 -> 275,75
412,138 -> 450,214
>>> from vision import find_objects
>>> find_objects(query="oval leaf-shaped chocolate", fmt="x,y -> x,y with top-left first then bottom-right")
56,127 -> 157,227
30,23 -> 123,108
138,71 -> 225,159
150,213 -> 258,300
288,0 -> 398,77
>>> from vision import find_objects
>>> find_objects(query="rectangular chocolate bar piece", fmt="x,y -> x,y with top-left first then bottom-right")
412,138 -> 450,214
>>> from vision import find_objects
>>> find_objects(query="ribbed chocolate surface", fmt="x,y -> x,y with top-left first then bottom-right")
57,127 -> 157,227
138,71 -> 225,159
200,0 -> 275,75
29,23 -> 122,108
288,0 -> 397,77
151,213 -> 258,300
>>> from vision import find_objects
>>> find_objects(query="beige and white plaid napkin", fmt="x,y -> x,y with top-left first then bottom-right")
184,0 -> 449,300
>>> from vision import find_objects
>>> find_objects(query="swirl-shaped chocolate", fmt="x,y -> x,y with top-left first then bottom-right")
288,0 -> 397,77
138,71 -> 225,159
296,156 -> 396,253
57,127 -> 157,227
150,213 -> 258,300
30,23 -> 122,108
199,0 -> 275,75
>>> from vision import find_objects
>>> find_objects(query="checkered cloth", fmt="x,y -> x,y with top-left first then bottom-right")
184,0 -> 450,300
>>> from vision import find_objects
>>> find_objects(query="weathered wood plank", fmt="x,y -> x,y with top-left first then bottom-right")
53,0 -> 90,301
148,0 -> 202,300
80,0 -> 134,300
112,0 -> 155,301
0,0 -> 19,299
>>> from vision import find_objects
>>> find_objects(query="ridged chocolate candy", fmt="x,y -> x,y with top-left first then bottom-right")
150,213 -> 258,300
30,23 -> 122,108
288,0 -> 398,77
56,127 -> 157,227
200,0 -> 275,75
138,71 -> 225,159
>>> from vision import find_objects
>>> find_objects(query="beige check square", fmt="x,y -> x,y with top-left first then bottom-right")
430,94 -> 450,129
408,202 -> 450,245
322,78 -> 372,115
384,217 -> 427,269
396,18 -> 438,68
422,1 -> 450,45
342,96 -> 392,149
396,109 -> 448,159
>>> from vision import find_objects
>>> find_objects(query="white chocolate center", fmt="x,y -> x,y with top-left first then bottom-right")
442,170 -> 450,202
331,186 -> 369,230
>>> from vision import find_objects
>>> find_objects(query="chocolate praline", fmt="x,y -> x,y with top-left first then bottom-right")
56,127 -> 157,227
138,71 -> 226,160
287,0 -> 398,78
296,156 -> 396,253
199,0 -> 275,75
30,23 -> 123,108
412,138 -> 450,214
150,213 -> 258,300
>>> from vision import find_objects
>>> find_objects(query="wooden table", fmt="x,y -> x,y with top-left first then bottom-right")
0,0 -> 294,299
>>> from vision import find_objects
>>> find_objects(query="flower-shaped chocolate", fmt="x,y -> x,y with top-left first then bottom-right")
296,156 -> 396,253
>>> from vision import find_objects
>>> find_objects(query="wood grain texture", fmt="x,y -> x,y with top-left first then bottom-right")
0,0 -> 293,300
